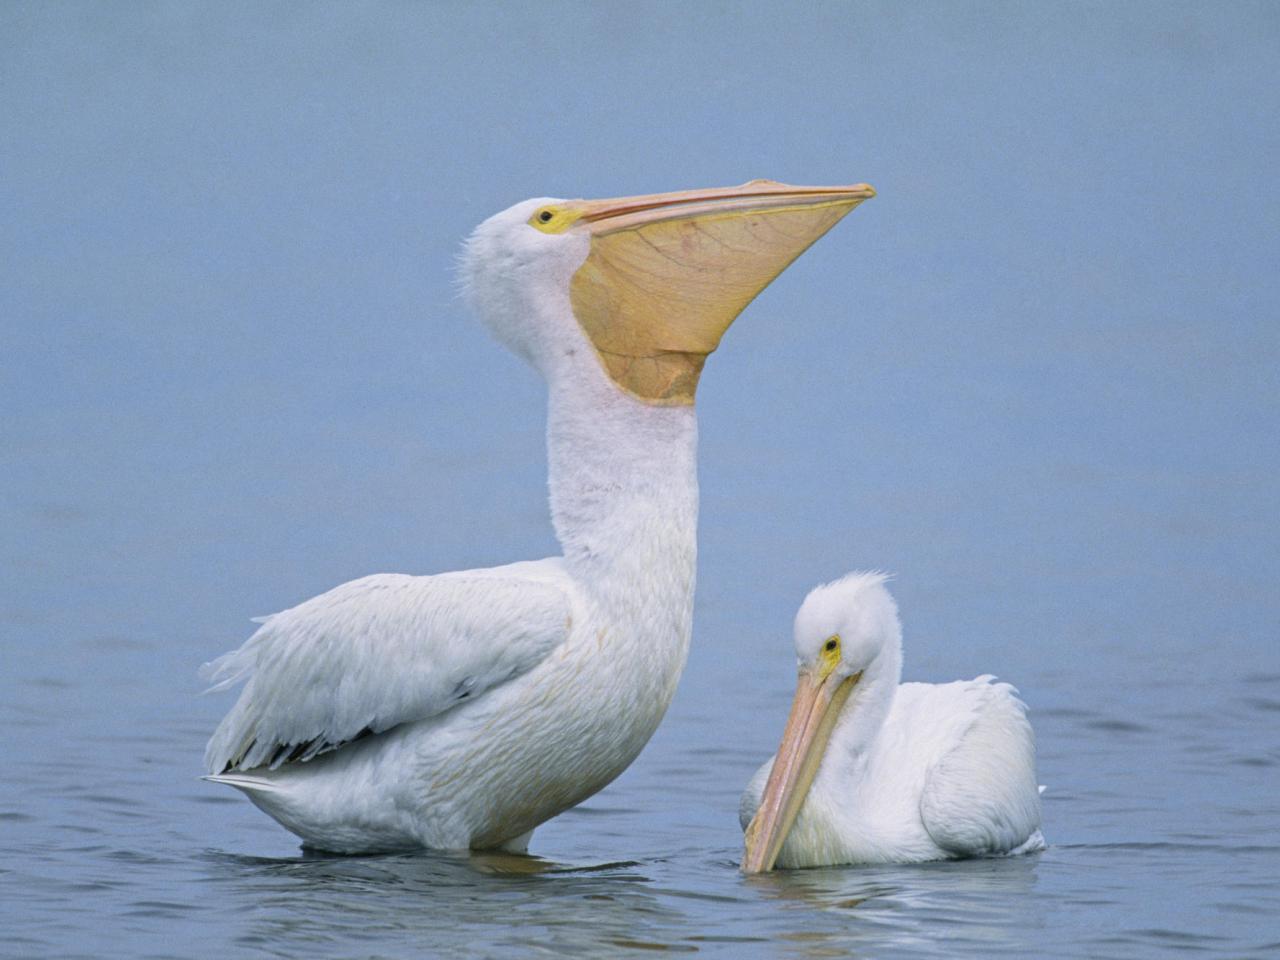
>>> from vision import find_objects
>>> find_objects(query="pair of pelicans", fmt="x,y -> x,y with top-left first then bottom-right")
203,181 -> 1043,872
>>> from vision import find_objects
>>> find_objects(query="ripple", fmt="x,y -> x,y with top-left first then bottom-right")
659,887 -> 744,905
63,880 -> 125,893
1059,840 -> 1280,855
127,899 -> 201,915
1243,697 -> 1280,713
564,805 -> 640,817
105,849 -> 173,865
31,676 -> 74,689
1212,900 -> 1274,915
1038,706 -> 1094,718
1229,756 -> 1274,767
1082,717 -> 1152,734
184,793 -> 241,805
1127,927 -> 1229,945
606,939 -> 697,953
76,635 -> 151,652
545,859 -> 645,875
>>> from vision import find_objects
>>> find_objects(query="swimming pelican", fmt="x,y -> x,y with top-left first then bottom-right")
740,572 -> 1043,872
202,180 -> 876,854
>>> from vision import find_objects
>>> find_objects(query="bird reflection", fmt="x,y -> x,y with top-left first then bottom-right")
200,847 -> 691,956
745,854 -> 1043,959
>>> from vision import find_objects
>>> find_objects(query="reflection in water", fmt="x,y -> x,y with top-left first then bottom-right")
746,855 -> 1042,959
195,845 -> 1046,958
200,849 -> 694,956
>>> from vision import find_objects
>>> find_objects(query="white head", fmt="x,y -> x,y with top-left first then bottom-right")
792,571 -> 902,685
457,181 -> 876,407
458,197 -> 591,374
742,571 -> 903,873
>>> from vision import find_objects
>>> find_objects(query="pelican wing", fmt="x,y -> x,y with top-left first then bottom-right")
201,564 -> 574,774
918,678 -> 1042,856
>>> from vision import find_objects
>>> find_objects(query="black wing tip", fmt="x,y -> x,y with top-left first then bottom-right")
222,726 -> 377,774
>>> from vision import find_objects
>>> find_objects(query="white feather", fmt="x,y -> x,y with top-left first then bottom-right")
201,562 -> 574,774
742,575 -> 1044,867
201,197 -> 699,853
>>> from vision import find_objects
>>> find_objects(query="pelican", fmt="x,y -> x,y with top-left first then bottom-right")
202,180 -> 875,854
740,572 -> 1044,872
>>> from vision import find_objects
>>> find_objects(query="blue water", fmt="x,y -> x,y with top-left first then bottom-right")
3,3 -> 1278,957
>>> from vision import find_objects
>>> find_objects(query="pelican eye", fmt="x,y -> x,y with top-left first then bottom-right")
818,634 -> 842,678
528,205 -> 582,234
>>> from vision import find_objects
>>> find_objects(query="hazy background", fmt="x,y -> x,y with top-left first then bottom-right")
2,3 -> 1277,957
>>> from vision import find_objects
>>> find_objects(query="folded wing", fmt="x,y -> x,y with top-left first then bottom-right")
202,564 -> 574,774
918,678 -> 1041,856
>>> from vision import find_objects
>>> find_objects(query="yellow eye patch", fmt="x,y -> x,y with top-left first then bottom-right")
528,206 -> 583,234
818,635 -> 841,678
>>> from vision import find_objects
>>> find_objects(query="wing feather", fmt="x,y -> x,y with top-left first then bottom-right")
202,564 -> 574,774
918,678 -> 1042,856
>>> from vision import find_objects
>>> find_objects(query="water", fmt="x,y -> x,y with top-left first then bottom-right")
3,3 -> 1279,957
4,642 -> 1279,957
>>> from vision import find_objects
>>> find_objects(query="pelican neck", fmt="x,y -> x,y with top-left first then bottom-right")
544,363 -> 700,602
828,651 -> 903,769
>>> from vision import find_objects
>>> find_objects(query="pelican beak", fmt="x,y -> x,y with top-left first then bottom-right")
560,179 -> 875,405
741,667 -> 861,874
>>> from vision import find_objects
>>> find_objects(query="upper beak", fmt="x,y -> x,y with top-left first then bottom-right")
741,667 -> 860,874
564,179 -> 875,405
573,179 -> 876,234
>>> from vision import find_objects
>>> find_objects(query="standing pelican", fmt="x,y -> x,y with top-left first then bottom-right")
203,180 -> 875,854
741,573 -> 1043,871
